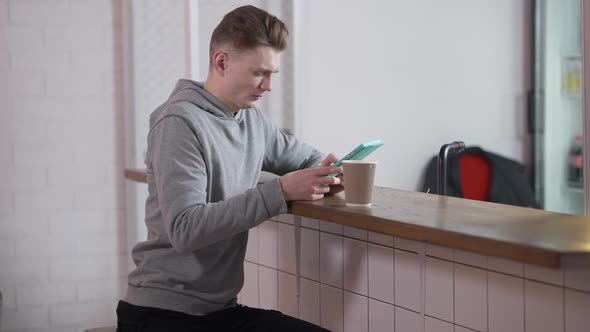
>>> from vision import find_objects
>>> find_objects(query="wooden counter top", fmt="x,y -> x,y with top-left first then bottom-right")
124,169 -> 148,183
124,168 -> 590,268
292,187 -> 590,268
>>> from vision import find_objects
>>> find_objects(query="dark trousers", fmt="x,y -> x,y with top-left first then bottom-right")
116,301 -> 329,332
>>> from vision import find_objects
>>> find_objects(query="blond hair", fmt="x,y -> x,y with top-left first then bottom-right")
209,5 -> 288,65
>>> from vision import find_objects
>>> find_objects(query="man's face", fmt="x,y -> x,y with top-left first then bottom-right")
222,45 -> 281,111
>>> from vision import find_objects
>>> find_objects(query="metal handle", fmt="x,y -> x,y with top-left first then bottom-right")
437,141 -> 466,196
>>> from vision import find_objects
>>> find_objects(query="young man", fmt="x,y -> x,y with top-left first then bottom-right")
116,5 -> 342,331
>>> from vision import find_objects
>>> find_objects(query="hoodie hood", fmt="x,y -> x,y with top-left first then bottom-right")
156,79 -> 243,124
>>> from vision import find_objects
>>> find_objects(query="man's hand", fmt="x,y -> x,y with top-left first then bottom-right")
320,153 -> 339,167
320,153 -> 345,196
279,166 -> 342,201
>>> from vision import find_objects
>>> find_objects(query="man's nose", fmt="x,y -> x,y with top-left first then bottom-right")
260,76 -> 272,92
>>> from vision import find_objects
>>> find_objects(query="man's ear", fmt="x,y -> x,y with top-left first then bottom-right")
212,51 -> 229,76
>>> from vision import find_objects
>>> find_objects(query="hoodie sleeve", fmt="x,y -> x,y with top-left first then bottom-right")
148,116 -> 288,253
260,113 -> 326,175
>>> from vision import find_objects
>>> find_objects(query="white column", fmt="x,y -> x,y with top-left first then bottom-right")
122,0 -> 186,269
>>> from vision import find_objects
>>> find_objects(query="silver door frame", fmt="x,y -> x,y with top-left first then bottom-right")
583,0 -> 590,215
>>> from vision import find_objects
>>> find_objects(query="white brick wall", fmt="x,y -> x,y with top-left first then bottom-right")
9,0 -> 69,25
0,0 -> 128,330
17,283 -> 76,307
0,70 -> 44,95
0,192 -> 13,215
2,306 -> 49,330
2,26 -> 44,49
49,302 -> 116,327
0,0 -> 7,24
0,49 -> 9,69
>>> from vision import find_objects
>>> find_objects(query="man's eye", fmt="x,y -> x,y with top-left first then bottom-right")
254,72 -> 263,76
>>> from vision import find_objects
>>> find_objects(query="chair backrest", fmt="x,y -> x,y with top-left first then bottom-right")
458,154 -> 491,201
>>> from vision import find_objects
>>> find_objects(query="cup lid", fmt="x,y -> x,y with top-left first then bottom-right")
342,160 -> 377,164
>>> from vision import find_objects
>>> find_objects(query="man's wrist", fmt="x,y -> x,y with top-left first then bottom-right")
278,177 -> 289,201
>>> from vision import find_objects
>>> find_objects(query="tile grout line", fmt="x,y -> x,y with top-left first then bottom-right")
274,223 -> 279,310
523,277 -> 526,332
420,242 -> 426,332
562,267 -> 566,332
486,267 -> 489,332
294,215 -> 301,318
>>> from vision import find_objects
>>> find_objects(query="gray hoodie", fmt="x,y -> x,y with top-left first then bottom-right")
125,79 -> 324,316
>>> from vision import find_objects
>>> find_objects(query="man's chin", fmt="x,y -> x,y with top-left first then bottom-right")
242,101 -> 257,109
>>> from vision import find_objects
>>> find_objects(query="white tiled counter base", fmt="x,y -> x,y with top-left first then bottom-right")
238,214 -> 590,332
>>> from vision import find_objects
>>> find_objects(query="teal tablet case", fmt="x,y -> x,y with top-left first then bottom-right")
329,140 -> 383,176
333,140 -> 383,167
